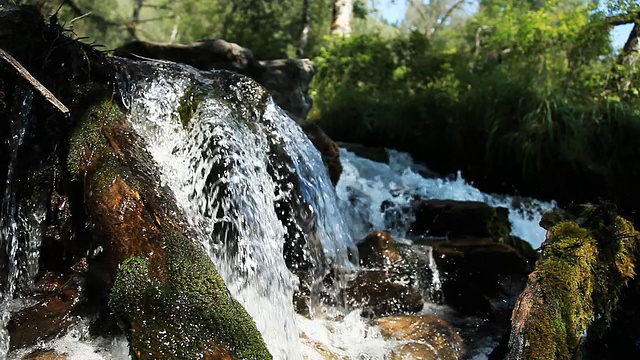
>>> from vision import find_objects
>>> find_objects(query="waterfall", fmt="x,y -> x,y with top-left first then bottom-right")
121,61 -> 355,359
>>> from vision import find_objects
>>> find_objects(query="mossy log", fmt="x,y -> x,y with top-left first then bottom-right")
507,204 -> 640,360
68,89 -> 271,359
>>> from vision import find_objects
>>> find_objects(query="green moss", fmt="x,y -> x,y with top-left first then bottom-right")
109,231 -> 272,359
519,205 -> 640,359
67,96 -> 122,181
488,207 -> 512,240
526,221 -> 596,359
177,85 -> 201,127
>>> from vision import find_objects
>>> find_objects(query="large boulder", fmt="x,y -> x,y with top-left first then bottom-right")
404,199 -> 533,317
431,238 -> 530,316
71,89 -> 271,360
0,9 -> 272,357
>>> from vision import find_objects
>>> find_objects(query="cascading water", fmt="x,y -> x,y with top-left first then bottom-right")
0,86 -> 34,359
337,148 -> 555,248
120,62 -> 355,359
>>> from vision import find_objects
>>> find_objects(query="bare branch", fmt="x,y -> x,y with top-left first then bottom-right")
63,0 -> 123,28
0,47 -> 70,116
605,12 -> 640,26
435,0 -> 468,32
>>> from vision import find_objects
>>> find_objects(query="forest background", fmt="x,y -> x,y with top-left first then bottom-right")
10,0 -> 640,206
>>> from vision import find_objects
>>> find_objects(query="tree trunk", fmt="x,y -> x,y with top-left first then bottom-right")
605,14 -> 640,92
127,0 -> 145,40
297,0 -> 312,57
617,19 -> 640,91
331,0 -> 353,37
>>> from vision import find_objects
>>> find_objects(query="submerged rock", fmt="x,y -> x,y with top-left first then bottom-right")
507,204 -> 640,360
8,273 -> 83,350
21,350 -> 68,360
373,315 -> 464,360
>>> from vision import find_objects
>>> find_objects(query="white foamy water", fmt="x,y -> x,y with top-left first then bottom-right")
337,149 -> 555,248
9,321 -> 130,360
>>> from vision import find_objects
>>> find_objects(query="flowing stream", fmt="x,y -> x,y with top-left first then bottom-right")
3,62 -> 554,359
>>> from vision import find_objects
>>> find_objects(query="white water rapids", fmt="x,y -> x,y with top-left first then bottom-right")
4,63 -> 554,359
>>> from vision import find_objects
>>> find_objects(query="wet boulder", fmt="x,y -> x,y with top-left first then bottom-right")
66,89 -> 271,359
431,238 -> 530,317
402,199 -> 534,317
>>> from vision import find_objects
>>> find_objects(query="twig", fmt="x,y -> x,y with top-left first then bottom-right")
0,47 -> 70,116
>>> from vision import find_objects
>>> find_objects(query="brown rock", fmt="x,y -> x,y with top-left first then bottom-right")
357,231 -> 401,268
390,342 -> 438,360
374,315 -> 464,360
300,332 -> 347,360
343,269 -> 423,316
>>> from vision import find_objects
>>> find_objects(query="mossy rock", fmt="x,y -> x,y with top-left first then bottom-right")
110,233 -> 271,359
508,204 -> 640,360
